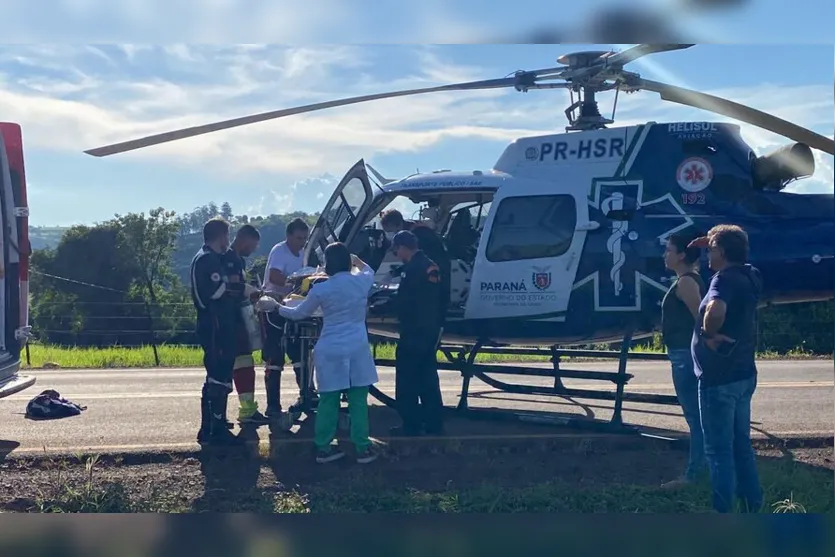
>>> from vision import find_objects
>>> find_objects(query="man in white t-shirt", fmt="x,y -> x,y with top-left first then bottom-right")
261,218 -> 311,418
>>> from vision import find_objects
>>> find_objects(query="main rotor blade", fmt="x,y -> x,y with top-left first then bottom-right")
600,43 -> 695,68
84,72 -> 562,157
636,78 -> 835,155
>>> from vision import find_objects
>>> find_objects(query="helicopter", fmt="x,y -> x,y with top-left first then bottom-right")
83,44 -> 834,433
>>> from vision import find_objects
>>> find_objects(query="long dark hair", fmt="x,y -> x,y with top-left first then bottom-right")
668,231 -> 702,266
324,242 -> 352,276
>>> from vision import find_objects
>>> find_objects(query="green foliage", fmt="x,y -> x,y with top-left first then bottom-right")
757,301 -> 835,355
110,208 -> 182,301
30,208 -> 186,347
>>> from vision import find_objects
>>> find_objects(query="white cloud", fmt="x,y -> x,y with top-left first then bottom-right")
1,44 -> 832,210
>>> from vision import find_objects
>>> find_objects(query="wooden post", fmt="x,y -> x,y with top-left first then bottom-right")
144,299 -> 160,366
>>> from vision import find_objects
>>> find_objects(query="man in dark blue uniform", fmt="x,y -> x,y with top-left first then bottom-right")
190,217 -> 258,446
389,230 -> 445,436
380,209 -> 451,320
690,224 -> 763,513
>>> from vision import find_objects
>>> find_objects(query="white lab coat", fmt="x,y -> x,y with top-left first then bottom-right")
278,263 -> 378,393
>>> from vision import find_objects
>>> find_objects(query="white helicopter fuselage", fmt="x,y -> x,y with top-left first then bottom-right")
305,122 -> 690,345
302,119 -> 832,346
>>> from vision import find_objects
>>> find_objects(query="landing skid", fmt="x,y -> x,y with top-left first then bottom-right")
370,330 -> 682,440
280,318 -> 682,443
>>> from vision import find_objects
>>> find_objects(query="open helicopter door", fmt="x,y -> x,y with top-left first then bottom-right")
464,180 -> 596,321
304,158 -> 375,268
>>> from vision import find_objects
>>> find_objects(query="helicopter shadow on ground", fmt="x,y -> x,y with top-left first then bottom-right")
465,388 -> 599,420
466,389 -> 765,428
192,426 -> 272,513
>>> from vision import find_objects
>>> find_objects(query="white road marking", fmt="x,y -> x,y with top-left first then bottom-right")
1,387 -> 462,402
21,359 -> 833,376
2,381 -> 830,403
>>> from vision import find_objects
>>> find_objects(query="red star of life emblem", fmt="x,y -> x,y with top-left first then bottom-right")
676,157 -> 712,192
684,162 -> 704,184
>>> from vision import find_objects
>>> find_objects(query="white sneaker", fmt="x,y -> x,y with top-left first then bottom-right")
316,447 -> 345,464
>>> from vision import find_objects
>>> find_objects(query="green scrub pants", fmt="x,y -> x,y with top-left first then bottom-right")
315,386 -> 371,452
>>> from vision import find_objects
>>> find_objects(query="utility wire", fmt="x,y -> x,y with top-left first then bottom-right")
30,270 -> 129,294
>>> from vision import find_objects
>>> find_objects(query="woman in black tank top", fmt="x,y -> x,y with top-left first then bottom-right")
660,232 -> 706,488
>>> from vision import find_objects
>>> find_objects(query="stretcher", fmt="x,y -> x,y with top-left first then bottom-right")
256,267 -> 351,431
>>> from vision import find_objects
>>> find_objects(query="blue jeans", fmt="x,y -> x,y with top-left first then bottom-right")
668,348 -> 706,481
698,375 -> 763,513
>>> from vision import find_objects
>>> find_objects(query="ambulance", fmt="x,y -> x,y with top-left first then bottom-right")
0,123 -> 34,399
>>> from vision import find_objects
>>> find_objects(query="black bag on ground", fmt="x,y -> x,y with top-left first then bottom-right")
25,389 -> 87,420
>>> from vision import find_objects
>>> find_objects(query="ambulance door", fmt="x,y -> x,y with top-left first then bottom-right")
304,158 -> 374,268
0,122 -> 35,399
464,182 -> 593,320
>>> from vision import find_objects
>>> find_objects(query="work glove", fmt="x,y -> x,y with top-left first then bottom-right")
255,296 -> 280,313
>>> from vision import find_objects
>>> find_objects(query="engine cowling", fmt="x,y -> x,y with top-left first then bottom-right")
752,142 -> 815,191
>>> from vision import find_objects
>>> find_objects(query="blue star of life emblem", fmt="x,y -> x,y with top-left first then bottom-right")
572,178 -> 694,312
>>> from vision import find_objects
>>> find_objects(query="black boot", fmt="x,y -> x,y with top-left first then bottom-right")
204,395 -> 245,447
197,389 -> 211,444
198,383 -> 244,447
264,366 -> 282,419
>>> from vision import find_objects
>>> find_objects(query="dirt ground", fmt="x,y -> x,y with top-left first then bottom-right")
1,408 -> 832,513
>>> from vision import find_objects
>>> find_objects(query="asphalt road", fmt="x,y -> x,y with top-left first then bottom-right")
1,360 -> 832,455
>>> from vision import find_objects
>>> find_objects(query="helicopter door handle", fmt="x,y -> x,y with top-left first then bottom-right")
575,221 -> 601,231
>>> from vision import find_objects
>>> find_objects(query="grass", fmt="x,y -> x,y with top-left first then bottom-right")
20,339 -> 830,369
15,446 -> 833,514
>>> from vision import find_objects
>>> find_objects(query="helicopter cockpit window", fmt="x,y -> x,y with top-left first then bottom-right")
485,194 -> 576,263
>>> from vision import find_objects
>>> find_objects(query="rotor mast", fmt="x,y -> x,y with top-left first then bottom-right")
559,50 -> 620,132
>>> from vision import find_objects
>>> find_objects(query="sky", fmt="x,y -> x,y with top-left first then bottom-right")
1,42 -> 832,227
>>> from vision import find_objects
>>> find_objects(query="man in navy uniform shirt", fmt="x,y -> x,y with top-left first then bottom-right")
190,217 -> 258,446
380,209 -> 451,320
388,230 -> 445,437
690,224 -> 763,513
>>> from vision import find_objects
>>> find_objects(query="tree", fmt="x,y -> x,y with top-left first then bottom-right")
29,222 -> 150,346
247,255 -> 268,286
220,201 -> 233,221
110,208 -> 181,304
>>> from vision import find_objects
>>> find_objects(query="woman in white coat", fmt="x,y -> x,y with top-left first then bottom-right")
278,242 -> 379,464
